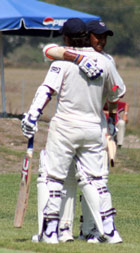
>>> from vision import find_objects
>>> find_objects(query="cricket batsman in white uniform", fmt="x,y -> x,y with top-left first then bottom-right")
38,20 -> 124,244
42,45 -> 119,243
22,18 -> 126,244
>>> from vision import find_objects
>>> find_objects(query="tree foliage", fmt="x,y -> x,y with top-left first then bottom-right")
3,0 -> 140,58
44,0 -> 140,57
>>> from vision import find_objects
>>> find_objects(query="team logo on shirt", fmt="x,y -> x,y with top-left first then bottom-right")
50,66 -> 61,73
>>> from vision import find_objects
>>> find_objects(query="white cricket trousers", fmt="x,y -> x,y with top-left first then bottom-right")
116,119 -> 126,146
43,119 -> 105,236
44,118 -> 104,180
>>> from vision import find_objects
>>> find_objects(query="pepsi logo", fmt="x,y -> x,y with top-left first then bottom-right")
43,17 -> 66,27
43,17 -> 54,25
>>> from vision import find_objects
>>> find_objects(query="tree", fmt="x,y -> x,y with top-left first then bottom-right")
3,0 -> 140,61
44,0 -> 140,57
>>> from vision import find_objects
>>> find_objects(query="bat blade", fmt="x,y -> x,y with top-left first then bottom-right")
14,137 -> 34,228
107,135 -> 116,167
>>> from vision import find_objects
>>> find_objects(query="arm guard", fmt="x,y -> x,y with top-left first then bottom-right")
21,85 -> 53,139
28,85 -> 53,120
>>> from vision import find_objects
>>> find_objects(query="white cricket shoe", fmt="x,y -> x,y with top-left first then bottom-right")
32,234 -> 42,243
43,231 -> 59,244
32,230 -> 59,244
87,231 -> 122,244
87,235 -> 107,244
87,236 -> 99,244
59,229 -> 74,242
106,230 -> 123,244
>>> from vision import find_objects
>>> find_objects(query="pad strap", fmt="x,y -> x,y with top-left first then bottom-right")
49,190 -> 61,198
101,208 -> 117,220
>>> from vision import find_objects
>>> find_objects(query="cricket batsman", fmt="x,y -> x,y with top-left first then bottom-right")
22,18 -> 126,244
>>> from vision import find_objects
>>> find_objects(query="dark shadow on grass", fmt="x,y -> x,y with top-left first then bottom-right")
15,238 -> 29,242
0,112 -> 50,122
0,112 -> 23,120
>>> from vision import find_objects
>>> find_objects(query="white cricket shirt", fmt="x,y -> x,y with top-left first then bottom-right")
42,50 -> 126,127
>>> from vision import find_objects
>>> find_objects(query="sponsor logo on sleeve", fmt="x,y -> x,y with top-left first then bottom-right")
50,66 -> 61,73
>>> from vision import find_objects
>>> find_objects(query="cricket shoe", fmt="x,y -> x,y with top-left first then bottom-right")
32,234 -> 42,243
59,228 -> 74,242
32,234 -> 52,243
105,230 -> 123,244
87,235 -> 99,244
86,234 -> 107,244
78,230 -> 98,242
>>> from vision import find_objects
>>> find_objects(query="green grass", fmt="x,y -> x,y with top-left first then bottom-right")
0,146 -> 39,159
0,147 -> 25,158
114,148 -> 140,173
0,157 -> 140,253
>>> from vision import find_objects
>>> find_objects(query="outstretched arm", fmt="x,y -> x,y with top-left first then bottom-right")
43,44 -> 103,80
43,44 -> 66,60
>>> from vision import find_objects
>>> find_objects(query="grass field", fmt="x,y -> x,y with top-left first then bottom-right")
0,146 -> 140,253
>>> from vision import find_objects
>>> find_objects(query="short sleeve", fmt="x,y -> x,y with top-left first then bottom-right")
105,61 -> 126,103
42,61 -> 65,94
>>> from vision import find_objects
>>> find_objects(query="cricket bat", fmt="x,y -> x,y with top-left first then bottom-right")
14,136 -> 34,228
107,135 -> 117,167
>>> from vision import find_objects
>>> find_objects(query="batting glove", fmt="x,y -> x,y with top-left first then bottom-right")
21,113 -> 38,139
108,117 -> 117,137
74,55 -> 103,80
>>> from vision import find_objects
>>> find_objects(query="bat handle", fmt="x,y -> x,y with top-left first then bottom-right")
27,137 -> 34,155
28,136 -> 34,149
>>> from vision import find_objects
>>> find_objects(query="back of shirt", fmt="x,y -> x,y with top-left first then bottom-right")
42,50 -> 125,127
